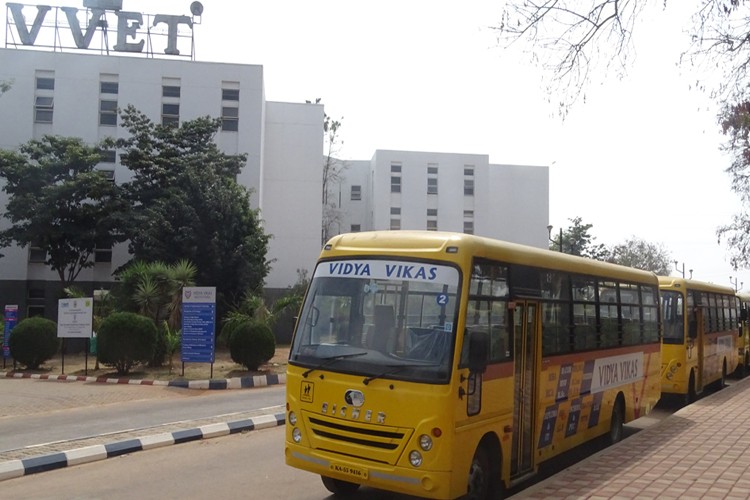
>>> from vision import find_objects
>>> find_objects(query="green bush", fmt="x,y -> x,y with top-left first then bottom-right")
8,317 -> 59,369
229,320 -> 275,371
97,312 -> 157,375
219,319 -> 245,349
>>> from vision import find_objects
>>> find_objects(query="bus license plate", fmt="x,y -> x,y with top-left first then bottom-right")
329,463 -> 368,480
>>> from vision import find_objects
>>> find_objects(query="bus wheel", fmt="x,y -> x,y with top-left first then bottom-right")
608,397 -> 624,445
686,370 -> 697,405
321,476 -> 360,496
466,446 -> 492,500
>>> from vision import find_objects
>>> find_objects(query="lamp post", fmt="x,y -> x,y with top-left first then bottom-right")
730,276 -> 743,292
547,225 -> 563,252
674,261 -> 693,279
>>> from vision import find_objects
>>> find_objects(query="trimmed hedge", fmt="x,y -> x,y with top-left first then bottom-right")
229,320 -> 275,371
8,317 -> 59,369
97,312 -> 157,375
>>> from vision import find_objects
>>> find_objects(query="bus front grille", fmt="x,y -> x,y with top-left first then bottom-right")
304,412 -> 413,465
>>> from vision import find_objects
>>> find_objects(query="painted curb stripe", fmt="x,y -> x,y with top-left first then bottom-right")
105,439 -> 143,457
22,453 -> 68,474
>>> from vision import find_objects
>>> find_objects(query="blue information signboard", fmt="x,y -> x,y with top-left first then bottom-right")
181,287 -> 216,363
3,305 -> 18,359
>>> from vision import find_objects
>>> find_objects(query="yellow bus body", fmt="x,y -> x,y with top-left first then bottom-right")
659,277 -> 739,399
286,231 -> 662,499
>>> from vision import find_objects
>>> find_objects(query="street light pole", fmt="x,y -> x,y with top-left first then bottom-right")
547,225 -> 563,253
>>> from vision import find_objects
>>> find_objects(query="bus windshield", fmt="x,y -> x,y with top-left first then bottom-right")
289,258 -> 461,384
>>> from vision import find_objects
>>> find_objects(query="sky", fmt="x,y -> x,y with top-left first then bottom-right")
3,0 -> 750,290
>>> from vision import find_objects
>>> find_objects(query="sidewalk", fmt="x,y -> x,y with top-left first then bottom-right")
511,377 -> 750,499
0,367 -> 287,482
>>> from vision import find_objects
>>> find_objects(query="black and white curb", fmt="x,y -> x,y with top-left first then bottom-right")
0,371 -> 286,390
0,412 -> 286,481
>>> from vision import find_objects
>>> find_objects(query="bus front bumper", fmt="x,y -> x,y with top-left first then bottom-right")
285,443 -> 454,499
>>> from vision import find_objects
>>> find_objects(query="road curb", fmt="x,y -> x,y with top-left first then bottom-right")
0,412 -> 286,482
0,371 -> 286,390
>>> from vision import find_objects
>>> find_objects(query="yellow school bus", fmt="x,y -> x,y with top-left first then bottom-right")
660,277 -> 739,401
285,231 -> 661,499
735,293 -> 750,377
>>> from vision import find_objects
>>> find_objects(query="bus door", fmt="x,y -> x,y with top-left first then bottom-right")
510,301 -> 539,478
689,306 -> 704,392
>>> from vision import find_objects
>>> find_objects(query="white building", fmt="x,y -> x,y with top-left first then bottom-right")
331,151 -> 549,248
0,46 -> 324,317
0,3 -> 549,321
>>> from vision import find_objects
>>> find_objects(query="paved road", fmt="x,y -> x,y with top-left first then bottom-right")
0,378 -> 284,457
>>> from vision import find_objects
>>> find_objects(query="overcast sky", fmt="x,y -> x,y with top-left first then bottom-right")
4,0 -> 749,290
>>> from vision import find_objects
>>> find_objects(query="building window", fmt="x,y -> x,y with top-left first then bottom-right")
98,169 -> 115,183
100,81 -> 118,94
27,306 -> 45,317
222,88 -> 240,101
99,149 -> 116,163
28,288 -> 45,299
162,85 -> 181,98
36,77 -> 54,90
351,185 -> 362,201
221,106 -> 239,131
427,209 -> 438,217
464,166 -> 475,196
464,221 -> 474,234
99,99 -> 118,126
162,103 -> 180,126
427,220 -> 438,231
427,177 -> 438,195
427,163 -> 438,175
29,246 -> 47,263
34,96 -> 54,123
390,207 -> 401,215
94,243 -> 112,263
351,224 -> 361,232
427,208 -> 438,232
391,163 -> 402,173
391,176 -> 401,193
390,219 -> 401,230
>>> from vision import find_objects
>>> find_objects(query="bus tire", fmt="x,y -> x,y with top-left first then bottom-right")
321,476 -> 360,496
686,370 -> 697,405
465,443 -> 501,500
608,396 -> 625,445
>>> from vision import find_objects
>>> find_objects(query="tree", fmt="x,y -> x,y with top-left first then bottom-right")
550,216 -> 609,259
0,136 -> 127,287
608,236 -> 673,274
116,105 -> 271,308
308,98 -> 347,244
496,1 -> 750,115
718,100 -> 750,268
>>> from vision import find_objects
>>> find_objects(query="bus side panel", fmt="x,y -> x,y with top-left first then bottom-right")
661,342 -> 695,395
535,343 -> 661,463
702,331 -> 737,385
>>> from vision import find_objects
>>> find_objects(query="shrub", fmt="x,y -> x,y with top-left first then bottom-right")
8,317 -> 59,369
218,319 -> 245,349
97,312 -> 157,375
229,320 -> 275,371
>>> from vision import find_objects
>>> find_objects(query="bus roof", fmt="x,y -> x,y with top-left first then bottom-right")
322,231 -> 658,284
658,275 -> 736,295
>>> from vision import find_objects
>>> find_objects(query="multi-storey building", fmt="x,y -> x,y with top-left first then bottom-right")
330,151 -> 549,248
0,47 -> 324,317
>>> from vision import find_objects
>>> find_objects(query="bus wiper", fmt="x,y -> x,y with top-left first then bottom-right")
302,352 -> 367,378
362,363 -> 439,385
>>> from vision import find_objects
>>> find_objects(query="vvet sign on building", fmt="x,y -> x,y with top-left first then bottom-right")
5,0 -> 202,57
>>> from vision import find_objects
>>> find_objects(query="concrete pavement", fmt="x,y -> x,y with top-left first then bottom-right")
0,372 -> 286,482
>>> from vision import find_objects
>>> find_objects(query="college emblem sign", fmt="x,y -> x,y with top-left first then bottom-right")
5,0 -> 203,58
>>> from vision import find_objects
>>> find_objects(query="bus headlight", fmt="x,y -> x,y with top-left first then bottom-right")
409,450 -> 423,467
292,427 -> 302,443
419,434 -> 433,451
288,411 -> 297,425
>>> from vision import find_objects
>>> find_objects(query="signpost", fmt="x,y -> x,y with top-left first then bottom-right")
3,305 -> 18,369
181,286 -> 216,377
57,298 -> 94,374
